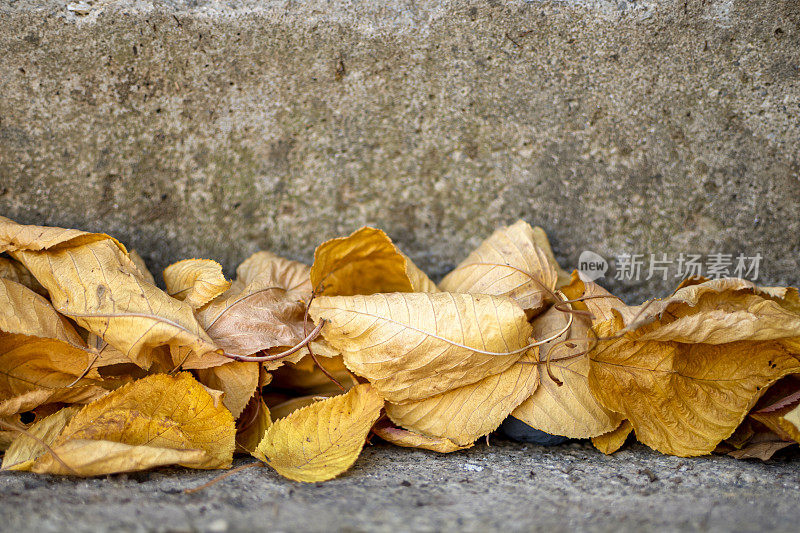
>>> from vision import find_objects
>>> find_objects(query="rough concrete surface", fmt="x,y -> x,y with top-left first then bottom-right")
2,0 -> 800,301
2,441 -> 800,532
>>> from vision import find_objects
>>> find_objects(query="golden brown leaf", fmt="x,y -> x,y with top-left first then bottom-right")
310,292 -> 533,403
0,386 -> 107,418
310,227 -> 436,296
511,307 -> 622,438
372,420 -> 471,453
439,220 -> 558,314
589,311 -> 800,456
163,259 -> 230,309
591,420 -> 633,455
386,352 -> 539,446
233,251 -> 312,302
3,405 -> 82,471
269,355 -> 355,395
0,218 -> 226,370
11,372 -> 235,475
236,397 -> 272,453
253,383 -> 383,482
195,361 -> 259,418
0,257 -> 46,295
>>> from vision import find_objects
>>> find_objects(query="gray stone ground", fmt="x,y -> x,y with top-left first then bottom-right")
2,0 -> 800,302
2,441 -> 800,532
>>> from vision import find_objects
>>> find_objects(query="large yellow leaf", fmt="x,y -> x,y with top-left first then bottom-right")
310,292 -> 533,403
195,361 -> 259,418
372,421 -> 471,453
310,227 -> 436,296
11,372 -> 235,475
253,383 -> 383,482
588,313 -> 800,456
386,351 -> 539,446
0,218 -> 226,370
511,307 -> 622,438
439,220 -> 558,315
163,259 -> 230,309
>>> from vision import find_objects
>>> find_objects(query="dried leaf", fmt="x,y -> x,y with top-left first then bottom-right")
511,308 -> 622,439
728,431 -> 795,460
386,352 -> 539,446
3,405 -> 82,471
372,420 -> 471,453
589,310 -> 800,456
310,292 -> 533,403
128,250 -> 156,286
310,227 -> 436,296
439,220 -> 558,314
233,251 -> 312,302
0,257 -> 46,295
269,355 -> 355,395
163,259 -> 230,309
0,218 -> 226,370
195,361 -> 259,418
0,386 -> 108,418
13,373 -> 235,475
236,396 -> 272,453
254,383 -> 383,482
591,420 -> 633,455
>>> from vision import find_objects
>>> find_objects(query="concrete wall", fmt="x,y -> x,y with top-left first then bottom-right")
2,0 -> 799,301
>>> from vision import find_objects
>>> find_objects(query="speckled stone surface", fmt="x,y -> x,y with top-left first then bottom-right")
1,0 -> 799,302
1,441 -> 800,532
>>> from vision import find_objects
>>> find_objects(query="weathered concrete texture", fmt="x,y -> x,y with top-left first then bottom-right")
2,1 -> 800,301
2,441 -> 800,532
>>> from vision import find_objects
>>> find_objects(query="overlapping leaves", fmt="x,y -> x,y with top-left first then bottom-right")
2,216 -> 800,485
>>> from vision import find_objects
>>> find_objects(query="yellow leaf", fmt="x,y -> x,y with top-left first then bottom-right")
439,220 -> 558,315
163,259 -> 231,309
386,351 -> 539,446
529,226 -> 571,289
0,257 -> 46,295
195,361 -> 259,418
559,271 -> 632,324
128,250 -> 156,285
270,355 -> 355,395
310,292 -> 533,403
236,397 -> 272,453
253,383 -> 383,482
310,227 -> 436,296
591,420 -> 633,455
0,218 -> 226,370
511,307 -> 622,438
589,311 -> 800,456
0,386 -> 107,418
372,421 -> 471,453
19,372 -> 235,475
232,250 -> 312,302
3,405 -> 82,471
196,253 -> 311,357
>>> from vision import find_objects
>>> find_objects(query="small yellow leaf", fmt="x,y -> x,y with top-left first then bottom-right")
591,420 -> 633,455
236,397 -> 272,453
310,227 -> 436,296
386,352 -> 539,446
372,421 -> 471,453
195,361 -> 260,418
163,259 -> 230,309
311,292 -> 533,403
439,220 -> 558,314
253,383 -> 383,482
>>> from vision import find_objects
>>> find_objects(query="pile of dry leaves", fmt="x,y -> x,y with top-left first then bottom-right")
1,216 -> 799,483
